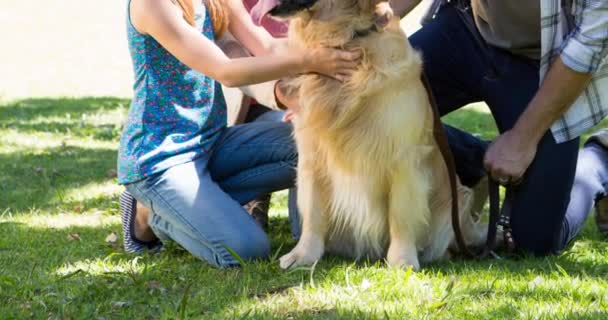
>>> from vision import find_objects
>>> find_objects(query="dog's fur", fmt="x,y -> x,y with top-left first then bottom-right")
273,0 -> 487,270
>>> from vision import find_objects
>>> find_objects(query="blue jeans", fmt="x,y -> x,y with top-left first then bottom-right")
564,142 -> 608,241
126,121 -> 297,268
411,3 -> 580,255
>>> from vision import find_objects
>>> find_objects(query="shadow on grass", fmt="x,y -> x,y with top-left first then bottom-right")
450,301 -> 608,320
2,97 -> 608,318
0,97 -> 130,213
2,215 -> 606,319
5,121 -> 122,141
1,97 -> 129,141
3,97 -> 608,215
0,216 -> 333,319
0,97 -> 129,121
0,145 -> 119,213
423,221 -> 608,280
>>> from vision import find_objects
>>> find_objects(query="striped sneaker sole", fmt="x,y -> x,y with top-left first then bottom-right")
120,191 -> 162,253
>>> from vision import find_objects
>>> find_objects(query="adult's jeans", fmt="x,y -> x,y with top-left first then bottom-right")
126,121 -> 297,268
564,142 -> 608,242
410,3 -> 580,255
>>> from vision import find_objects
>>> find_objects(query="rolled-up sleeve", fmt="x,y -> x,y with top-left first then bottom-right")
560,1 -> 608,74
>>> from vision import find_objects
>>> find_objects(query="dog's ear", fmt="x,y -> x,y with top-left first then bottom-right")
373,2 -> 393,30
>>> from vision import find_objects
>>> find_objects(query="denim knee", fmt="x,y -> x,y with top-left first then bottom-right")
218,229 -> 271,266
575,145 -> 607,194
511,223 -> 561,256
158,219 -> 272,269
275,123 -> 298,167
152,212 -> 272,268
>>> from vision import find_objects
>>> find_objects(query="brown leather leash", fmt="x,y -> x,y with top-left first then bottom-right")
419,0 -> 517,258
421,73 -> 513,258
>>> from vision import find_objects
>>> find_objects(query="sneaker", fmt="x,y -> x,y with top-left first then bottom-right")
120,191 -> 162,253
595,197 -> 608,238
586,129 -> 608,237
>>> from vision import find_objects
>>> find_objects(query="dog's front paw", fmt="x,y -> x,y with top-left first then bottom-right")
279,236 -> 324,269
387,254 -> 421,271
387,243 -> 420,271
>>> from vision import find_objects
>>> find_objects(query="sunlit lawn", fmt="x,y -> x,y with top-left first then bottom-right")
2,0 -> 608,318
1,97 -> 608,319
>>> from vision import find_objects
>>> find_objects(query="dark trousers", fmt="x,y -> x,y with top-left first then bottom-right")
409,3 -> 580,255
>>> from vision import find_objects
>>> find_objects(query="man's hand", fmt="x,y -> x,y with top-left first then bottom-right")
483,129 -> 537,185
485,57 -> 592,186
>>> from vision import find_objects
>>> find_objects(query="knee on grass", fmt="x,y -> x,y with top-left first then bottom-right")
511,227 -> 563,257
214,233 -> 272,268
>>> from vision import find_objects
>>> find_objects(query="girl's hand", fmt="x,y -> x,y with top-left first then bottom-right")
303,48 -> 362,81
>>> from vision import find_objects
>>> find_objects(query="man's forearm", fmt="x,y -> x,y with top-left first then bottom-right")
512,57 -> 592,144
390,0 -> 421,18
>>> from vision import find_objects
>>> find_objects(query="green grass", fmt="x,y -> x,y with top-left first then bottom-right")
1,97 -> 608,319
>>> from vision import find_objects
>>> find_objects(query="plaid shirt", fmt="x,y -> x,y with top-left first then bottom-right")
542,0 -> 608,142
424,0 -> 608,142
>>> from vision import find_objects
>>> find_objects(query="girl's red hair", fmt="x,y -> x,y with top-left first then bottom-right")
175,0 -> 229,38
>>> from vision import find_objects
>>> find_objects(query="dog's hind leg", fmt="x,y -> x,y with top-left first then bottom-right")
458,185 -> 490,250
421,183 -> 472,263
279,157 -> 327,269
386,160 -> 431,270
455,176 -> 491,250
422,181 -> 494,262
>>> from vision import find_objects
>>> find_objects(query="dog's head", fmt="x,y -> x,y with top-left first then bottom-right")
251,0 -> 393,47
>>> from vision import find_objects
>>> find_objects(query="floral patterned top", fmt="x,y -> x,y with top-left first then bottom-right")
118,0 -> 227,184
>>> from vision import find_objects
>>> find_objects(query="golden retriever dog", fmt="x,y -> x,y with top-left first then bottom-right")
252,0 -> 487,270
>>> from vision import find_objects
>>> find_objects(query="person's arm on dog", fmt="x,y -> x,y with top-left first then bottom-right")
484,1 -> 608,184
130,0 -> 360,87
217,34 -> 281,110
389,0 -> 420,18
